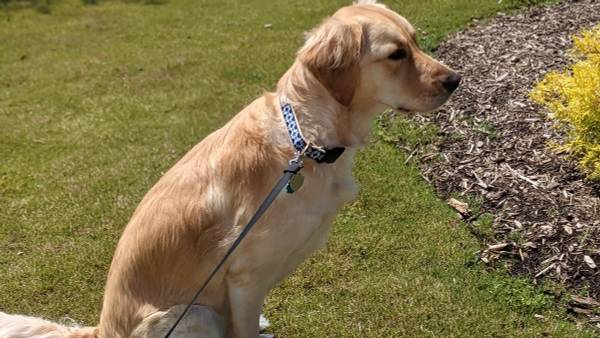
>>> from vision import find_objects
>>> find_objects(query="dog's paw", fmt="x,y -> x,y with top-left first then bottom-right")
259,314 -> 270,330
259,314 -> 273,337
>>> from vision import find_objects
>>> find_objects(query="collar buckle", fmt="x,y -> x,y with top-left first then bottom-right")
317,147 -> 345,164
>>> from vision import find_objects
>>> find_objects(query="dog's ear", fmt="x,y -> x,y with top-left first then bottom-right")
297,19 -> 363,106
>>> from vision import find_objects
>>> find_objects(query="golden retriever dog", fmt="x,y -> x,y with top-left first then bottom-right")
0,1 -> 460,337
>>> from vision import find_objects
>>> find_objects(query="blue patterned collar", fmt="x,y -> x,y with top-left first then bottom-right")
279,96 -> 345,164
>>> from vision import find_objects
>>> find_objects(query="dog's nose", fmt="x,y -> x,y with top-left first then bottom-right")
441,73 -> 461,93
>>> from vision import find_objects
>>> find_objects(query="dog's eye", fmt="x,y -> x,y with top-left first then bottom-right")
388,49 -> 407,60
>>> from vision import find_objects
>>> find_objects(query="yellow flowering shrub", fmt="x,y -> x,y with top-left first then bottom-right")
531,25 -> 600,181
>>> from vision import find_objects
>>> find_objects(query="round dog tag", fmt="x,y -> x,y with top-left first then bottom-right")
286,173 -> 304,194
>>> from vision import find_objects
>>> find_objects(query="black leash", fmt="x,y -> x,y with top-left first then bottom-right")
163,156 -> 304,338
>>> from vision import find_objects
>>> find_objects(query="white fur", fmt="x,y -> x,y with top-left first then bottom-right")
355,0 -> 384,6
0,310 -> 272,338
129,305 -> 225,338
0,312 -> 79,338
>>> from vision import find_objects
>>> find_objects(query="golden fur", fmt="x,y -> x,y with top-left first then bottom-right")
0,1 -> 459,337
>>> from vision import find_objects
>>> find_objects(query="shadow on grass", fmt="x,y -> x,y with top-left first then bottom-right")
1,0 -> 55,14
1,0 -> 166,15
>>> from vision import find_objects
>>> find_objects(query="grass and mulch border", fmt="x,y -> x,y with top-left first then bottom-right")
387,0 -> 600,327
1,0 -> 597,336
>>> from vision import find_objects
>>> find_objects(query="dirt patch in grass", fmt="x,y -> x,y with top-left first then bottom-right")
412,0 -> 600,320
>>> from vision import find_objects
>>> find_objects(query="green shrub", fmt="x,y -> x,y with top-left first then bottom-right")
531,25 -> 600,181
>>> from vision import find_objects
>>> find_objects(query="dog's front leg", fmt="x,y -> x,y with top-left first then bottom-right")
225,274 -> 268,338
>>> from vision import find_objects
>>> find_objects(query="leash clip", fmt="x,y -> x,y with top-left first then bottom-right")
284,145 -> 307,193
286,151 -> 304,175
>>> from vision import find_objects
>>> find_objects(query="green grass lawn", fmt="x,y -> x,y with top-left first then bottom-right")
0,0 -> 594,336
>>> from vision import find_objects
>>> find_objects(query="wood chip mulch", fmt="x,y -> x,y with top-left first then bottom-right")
411,0 -> 600,318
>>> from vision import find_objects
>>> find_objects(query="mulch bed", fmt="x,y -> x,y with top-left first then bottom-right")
411,0 -> 600,320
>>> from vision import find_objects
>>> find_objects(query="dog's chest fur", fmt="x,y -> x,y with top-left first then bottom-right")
228,151 -> 359,286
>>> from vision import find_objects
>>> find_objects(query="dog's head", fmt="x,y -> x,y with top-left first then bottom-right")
297,0 -> 460,113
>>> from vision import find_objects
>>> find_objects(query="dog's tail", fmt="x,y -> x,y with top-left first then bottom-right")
0,311 -> 97,338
